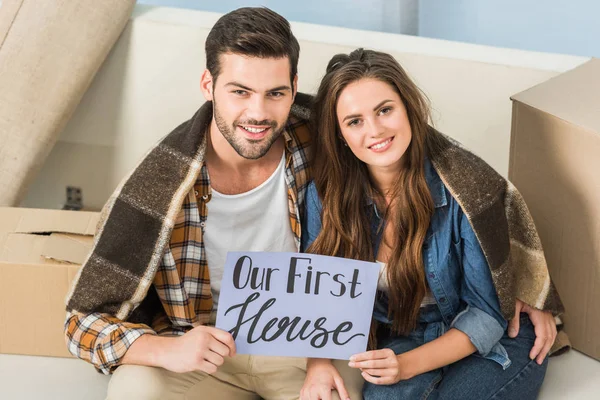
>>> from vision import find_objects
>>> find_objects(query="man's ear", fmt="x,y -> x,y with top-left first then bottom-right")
200,69 -> 214,101
292,74 -> 298,100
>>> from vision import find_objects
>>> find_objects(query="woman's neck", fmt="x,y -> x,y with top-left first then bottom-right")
368,164 -> 403,203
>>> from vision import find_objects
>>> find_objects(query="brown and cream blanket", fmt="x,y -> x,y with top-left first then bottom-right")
66,94 -> 568,354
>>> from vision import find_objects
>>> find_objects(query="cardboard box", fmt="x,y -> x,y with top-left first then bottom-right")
0,207 -> 99,357
509,58 -> 600,361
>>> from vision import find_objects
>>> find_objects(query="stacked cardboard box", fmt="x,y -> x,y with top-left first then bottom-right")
510,59 -> 600,361
0,208 -> 98,357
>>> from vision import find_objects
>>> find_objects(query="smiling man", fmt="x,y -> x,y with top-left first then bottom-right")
63,7 -> 362,400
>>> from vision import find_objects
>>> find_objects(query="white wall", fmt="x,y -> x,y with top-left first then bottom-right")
136,0 -> 419,35
137,0 -> 600,57
21,5 -> 589,210
419,0 -> 600,58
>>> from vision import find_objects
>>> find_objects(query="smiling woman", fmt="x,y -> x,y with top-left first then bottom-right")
301,48 -> 561,399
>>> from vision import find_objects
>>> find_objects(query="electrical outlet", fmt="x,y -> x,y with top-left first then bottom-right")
63,186 -> 83,210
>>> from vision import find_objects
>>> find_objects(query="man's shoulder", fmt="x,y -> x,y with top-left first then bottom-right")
286,93 -> 314,154
291,92 -> 313,119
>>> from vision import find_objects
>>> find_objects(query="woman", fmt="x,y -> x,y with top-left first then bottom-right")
300,49 -> 561,399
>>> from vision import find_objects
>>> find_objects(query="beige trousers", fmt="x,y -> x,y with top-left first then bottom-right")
106,355 -> 363,400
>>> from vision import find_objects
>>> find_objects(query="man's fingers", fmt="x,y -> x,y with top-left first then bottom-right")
316,388 -> 332,400
203,349 -> 225,367
508,300 -> 523,338
305,387 -> 331,400
208,338 -> 231,357
529,335 -> 546,360
207,327 -> 237,356
333,376 -> 350,400
198,360 -> 218,375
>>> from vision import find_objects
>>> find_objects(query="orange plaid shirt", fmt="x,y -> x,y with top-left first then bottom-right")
65,121 -> 312,374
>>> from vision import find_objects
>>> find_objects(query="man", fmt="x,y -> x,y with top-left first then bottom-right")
64,7 -> 361,400
65,6 -> 558,400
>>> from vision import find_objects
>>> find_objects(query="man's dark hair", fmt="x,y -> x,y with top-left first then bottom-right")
205,7 -> 300,85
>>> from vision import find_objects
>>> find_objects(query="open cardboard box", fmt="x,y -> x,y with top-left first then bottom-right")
0,207 -> 99,357
510,58 -> 600,361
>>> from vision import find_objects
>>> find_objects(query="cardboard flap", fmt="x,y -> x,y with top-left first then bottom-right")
41,233 -> 94,265
0,207 -> 100,235
0,233 -> 57,265
511,58 -> 600,133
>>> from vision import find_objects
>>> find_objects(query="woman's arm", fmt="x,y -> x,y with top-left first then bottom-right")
397,328 -> 475,378
349,328 -> 475,385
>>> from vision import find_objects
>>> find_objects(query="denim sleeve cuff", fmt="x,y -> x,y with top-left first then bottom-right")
450,305 -> 505,356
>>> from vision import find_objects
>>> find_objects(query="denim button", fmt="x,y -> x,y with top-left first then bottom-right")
440,297 -> 447,303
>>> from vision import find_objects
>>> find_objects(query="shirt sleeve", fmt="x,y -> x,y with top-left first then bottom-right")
450,205 -> 508,356
64,311 -> 155,375
301,181 -> 323,252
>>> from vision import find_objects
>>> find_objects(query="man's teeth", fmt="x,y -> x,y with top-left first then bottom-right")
243,126 -> 267,133
371,138 -> 392,150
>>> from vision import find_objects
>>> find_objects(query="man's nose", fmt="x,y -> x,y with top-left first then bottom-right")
245,95 -> 269,123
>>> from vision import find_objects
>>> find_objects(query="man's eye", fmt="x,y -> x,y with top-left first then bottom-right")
233,90 -> 248,96
269,92 -> 284,98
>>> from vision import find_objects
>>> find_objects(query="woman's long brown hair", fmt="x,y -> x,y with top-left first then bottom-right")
308,48 -> 445,335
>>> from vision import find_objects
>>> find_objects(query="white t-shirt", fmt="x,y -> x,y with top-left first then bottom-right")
204,154 -> 297,311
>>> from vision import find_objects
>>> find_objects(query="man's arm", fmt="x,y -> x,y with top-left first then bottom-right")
65,311 -> 155,375
122,325 -> 236,374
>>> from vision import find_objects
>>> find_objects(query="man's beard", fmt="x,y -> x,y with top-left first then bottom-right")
213,99 -> 285,160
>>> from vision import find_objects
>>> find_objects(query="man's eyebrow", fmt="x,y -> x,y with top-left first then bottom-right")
268,85 -> 292,92
224,83 -> 292,93
225,82 -> 254,92
342,99 -> 395,122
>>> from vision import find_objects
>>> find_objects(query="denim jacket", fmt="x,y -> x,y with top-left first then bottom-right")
302,159 -> 512,369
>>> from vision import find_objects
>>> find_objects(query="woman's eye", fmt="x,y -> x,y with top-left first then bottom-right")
379,106 -> 392,115
348,119 -> 360,127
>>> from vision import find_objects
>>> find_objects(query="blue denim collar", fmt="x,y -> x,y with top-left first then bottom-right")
424,157 -> 447,208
